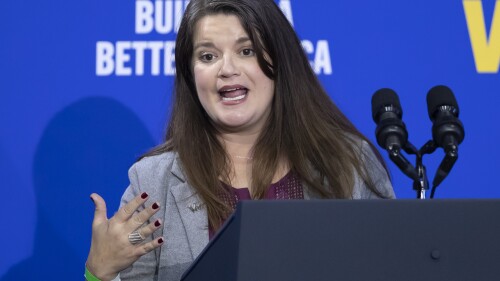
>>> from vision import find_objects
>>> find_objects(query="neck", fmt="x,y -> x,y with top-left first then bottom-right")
217,131 -> 260,188
217,129 -> 290,189
218,131 -> 260,161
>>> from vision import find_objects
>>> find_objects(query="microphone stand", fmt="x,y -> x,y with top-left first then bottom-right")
401,142 -> 430,199
414,140 -> 439,199
387,139 -> 460,199
385,140 -> 431,199
411,149 -> 429,199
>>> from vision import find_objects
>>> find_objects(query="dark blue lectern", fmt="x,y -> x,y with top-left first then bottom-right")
181,200 -> 500,281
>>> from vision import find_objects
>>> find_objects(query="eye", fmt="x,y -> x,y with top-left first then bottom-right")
241,48 -> 255,56
199,52 -> 215,62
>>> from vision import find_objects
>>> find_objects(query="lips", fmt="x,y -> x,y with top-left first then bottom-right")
218,85 -> 248,102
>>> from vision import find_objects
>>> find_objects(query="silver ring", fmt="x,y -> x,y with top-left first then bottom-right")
128,230 -> 145,245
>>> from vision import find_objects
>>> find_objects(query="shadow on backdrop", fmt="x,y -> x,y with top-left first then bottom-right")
1,97 -> 156,280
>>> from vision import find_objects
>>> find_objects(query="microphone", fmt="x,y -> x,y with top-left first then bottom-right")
427,85 -> 465,153
372,88 -> 418,181
372,88 -> 408,151
426,85 -> 465,193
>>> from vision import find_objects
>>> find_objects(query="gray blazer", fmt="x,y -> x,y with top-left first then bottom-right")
118,144 -> 394,281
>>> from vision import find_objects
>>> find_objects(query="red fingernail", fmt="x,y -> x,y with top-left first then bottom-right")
154,220 -> 161,227
158,238 -> 164,244
152,202 -> 159,210
141,192 -> 148,199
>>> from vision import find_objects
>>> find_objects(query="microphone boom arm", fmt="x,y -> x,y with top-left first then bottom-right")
387,145 -> 419,182
431,145 -> 458,197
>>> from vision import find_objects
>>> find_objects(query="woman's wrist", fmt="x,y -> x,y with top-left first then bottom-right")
85,265 -> 102,281
85,262 -> 118,281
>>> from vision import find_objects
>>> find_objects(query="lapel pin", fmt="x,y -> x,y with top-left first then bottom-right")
188,202 -> 203,212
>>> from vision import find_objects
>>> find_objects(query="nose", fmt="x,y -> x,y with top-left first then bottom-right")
218,55 -> 240,78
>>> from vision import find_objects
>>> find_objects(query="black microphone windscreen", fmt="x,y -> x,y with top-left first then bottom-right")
371,88 -> 401,122
426,85 -> 459,120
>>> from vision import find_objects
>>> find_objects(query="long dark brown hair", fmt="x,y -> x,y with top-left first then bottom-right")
145,0 -> 390,229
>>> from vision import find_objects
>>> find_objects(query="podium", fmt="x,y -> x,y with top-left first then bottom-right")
181,200 -> 500,281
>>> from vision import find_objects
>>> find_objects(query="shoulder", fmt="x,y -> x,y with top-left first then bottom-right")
124,151 -> 186,201
130,151 -> 176,173
345,135 -> 396,199
343,133 -> 383,170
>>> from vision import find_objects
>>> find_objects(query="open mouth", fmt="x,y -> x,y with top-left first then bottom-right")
218,87 -> 248,102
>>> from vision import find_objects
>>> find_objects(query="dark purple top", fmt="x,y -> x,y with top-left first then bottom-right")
209,170 -> 304,239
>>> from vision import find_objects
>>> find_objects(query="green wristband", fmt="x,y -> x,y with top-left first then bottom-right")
84,266 -> 102,281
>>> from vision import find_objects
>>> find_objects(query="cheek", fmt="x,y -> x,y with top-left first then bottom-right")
193,66 -> 214,93
193,68 -> 215,114
265,80 -> 275,95
259,77 -> 275,100
193,69 -> 208,97
249,64 -> 274,94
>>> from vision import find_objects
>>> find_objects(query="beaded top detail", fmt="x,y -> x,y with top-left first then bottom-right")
218,170 -> 304,209
210,170 -> 304,239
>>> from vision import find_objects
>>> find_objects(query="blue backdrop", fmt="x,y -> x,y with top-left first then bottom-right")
1,0 -> 499,279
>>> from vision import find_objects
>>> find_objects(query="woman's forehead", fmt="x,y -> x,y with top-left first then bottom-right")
193,14 -> 249,43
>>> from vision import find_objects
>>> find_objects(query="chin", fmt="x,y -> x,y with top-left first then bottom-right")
221,121 -> 250,130
216,118 -> 255,131
218,114 -> 250,127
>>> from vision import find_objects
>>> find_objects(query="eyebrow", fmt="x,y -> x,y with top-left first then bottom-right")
193,37 -> 252,51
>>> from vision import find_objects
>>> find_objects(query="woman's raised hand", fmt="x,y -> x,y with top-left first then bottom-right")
86,192 -> 164,281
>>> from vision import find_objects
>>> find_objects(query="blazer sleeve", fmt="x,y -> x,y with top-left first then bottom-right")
352,140 -> 396,199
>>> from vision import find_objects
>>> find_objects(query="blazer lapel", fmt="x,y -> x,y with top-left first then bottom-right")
169,156 -> 209,259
